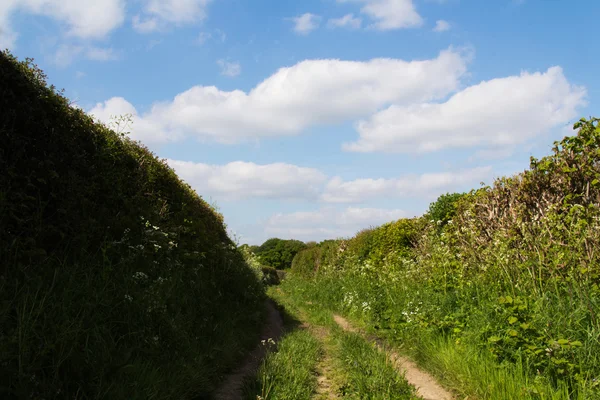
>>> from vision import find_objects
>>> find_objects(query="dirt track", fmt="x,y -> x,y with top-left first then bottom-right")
333,314 -> 453,400
212,300 -> 284,400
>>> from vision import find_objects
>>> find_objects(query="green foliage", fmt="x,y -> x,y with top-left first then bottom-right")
291,239 -> 342,279
368,218 -> 421,266
287,118 -> 600,398
255,238 -> 307,270
244,330 -> 321,400
426,192 -> 466,229
0,51 -> 264,399
261,266 -> 281,286
334,332 -> 418,399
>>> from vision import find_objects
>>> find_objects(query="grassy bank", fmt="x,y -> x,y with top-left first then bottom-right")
288,118 -> 600,399
0,52 -> 264,398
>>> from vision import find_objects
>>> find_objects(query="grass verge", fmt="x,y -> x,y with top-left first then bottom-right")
278,275 -> 591,400
250,287 -> 418,399
243,329 -> 321,400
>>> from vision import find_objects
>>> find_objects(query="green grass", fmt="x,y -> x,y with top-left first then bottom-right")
275,275 -> 595,400
243,329 -> 321,400
251,287 -> 418,400
332,330 -> 417,399
392,330 -> 582,400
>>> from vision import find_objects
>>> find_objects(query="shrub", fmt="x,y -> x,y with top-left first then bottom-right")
0,52 -> 264,399
255,238 -> 307,270
426,192 -> 466,229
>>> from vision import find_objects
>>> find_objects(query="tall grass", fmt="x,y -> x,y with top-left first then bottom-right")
333,331 -> 417,400
244,330 -> 321,400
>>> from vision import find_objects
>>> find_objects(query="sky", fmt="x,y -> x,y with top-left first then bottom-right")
3,0 -> 599,245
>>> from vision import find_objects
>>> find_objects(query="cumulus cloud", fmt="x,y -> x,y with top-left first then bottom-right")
322,167 -> 492,203
133,0 -> 212,33
89,97 -> 175,142
217,59 -> 241,77
164,159 -> 485,204
90,48 -> 468,144
338,0 -> 422,30
433,19 -> 451,32
290,13 -> 321,35
264,207 -> 407,241
0,0 -> 125,48
327,14 -> 362,29
166,160 -> 327,201
344,66 -> 587,153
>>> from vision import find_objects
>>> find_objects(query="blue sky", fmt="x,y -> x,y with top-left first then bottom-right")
3,0 -> 598,244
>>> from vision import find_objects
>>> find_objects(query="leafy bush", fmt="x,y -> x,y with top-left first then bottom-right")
426,192 -> 466,229
0,52 -> 264,399
254,238 -> 307,270
291,239 -> 342,279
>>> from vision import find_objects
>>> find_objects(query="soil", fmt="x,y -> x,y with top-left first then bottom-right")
333,315 -> 453,400
212,300 -> 284,400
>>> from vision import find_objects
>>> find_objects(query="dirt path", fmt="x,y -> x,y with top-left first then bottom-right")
310,326 -> 339,400
295,308 -> 339,400
333,315 -> 453,400
212,300 -> 284,400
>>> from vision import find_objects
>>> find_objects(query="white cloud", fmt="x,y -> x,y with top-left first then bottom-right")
166,160 -> 328,201
322,167 -> 492,203
338,0 -> 423,30
86,46 -> 119,61
265,207 -> 407,241
0,18 -> 18,49
345,66 -> 587,153
90,48 -> 468,144
132,15 -> 159,33
1,0 -> 125,48
146,39 -> 162,50
217,59 -> 241,77
196,30 -> 225,45
52,44 -> 120,67
89,97 -> 175,142
433,19 -> 451,32
133,0 -> 212,33
197,31 -> 212,44
290,13 -> 321,35
163,159 -> 490,205
327,14 -> 362,29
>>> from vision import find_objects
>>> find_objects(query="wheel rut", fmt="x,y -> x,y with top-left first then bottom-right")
333,314 -> 453,400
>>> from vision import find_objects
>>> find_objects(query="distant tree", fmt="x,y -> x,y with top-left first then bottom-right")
255,238 -> 307,269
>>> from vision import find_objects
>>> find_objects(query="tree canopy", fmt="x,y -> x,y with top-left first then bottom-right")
254,238 -> 307,269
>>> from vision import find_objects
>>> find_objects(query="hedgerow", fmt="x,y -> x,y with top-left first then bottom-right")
0,51 -> 264,399
290,118 -> 600,398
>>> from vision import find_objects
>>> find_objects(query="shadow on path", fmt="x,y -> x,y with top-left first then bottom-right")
211,299 -> 289,400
